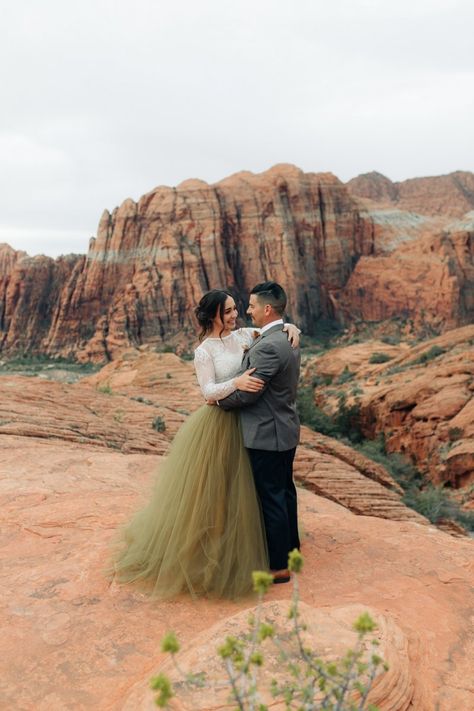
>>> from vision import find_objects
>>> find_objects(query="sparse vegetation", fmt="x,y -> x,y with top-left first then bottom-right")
97,383 -> 113,395
312,373 -> 334,387
355,435 -> 474,532
151,551 -> 385,710
336,366 -> 355,384
369,352 -> 393,364
152,416 -> 166,433
0,354 -> 100,378
297,387 -> 363,443
411,345 -> 445,365
448,427 -> 464,442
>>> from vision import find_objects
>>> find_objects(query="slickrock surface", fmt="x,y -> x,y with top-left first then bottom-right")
304,325 -> 474,487
131,602 -> 414,711
1,434 -> 472,710
0,349 -> 423,523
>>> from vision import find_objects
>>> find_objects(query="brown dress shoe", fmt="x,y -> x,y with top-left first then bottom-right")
271,569 -> 291,584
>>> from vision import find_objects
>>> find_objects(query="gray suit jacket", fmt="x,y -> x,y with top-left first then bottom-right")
218,325 -> 300,451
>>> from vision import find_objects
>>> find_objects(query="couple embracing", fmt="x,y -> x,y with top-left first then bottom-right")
113,282 -> 301,598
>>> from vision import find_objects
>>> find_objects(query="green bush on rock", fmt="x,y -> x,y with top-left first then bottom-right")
150,551 -> 386,709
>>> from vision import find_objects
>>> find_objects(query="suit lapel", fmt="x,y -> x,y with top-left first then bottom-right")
241,324 -> 283,362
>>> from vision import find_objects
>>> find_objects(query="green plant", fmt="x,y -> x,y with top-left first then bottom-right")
403,485 -> 474,530
448,427 -> 463,442
355,436 -> 474,532
97,383 -> 113,395
151,552 -> 385,709
297,388 -> 363,443
152,416 -> 166,433
369,352 -> 393,364
312,373 -> 334,387
166,373 -> 172,379
337,366 -> 355,384
297,387 -> 339,438
411,345 -> 445,366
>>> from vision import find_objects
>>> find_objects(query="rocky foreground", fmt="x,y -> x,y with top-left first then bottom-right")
1,353 -> 473,710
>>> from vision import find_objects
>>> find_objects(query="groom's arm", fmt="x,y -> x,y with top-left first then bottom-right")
217,341 -> 281,410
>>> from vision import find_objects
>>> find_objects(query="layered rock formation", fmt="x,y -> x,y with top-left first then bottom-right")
2,165 -> 474,362
303,325 -> 474,489
337,171 -> 474,334
0,350 -> 423,523
347,170 -> 474,218
0,166 -> 376,361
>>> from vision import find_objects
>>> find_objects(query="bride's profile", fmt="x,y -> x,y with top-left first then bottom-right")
111,288 -> 299,599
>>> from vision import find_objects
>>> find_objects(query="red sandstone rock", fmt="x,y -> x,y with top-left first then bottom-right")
0,166 -> 376,361
304,326 -> 474,488
335,230 -> 474,332
347,170 -> 474,218
1,434 -> 472,710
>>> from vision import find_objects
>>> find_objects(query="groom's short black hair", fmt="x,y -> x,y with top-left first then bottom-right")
251,282 -> 287,315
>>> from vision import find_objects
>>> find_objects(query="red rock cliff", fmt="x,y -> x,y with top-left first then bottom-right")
0,165 -> 375,360
1,165 -> 474,361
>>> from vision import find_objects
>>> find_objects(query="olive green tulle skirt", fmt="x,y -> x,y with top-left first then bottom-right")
111,405 -> 269,599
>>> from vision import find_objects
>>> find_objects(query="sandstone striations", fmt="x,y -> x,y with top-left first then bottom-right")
0,166 -> 376,361
0,351 -> 423,523
2,165 -> 474,362
303,325 -> 474,489
347,170 -> 474,218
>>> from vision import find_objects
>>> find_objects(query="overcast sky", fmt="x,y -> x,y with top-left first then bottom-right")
1,0 -> 473,257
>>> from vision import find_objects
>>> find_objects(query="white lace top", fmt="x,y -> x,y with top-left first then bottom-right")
194,328 -> 258,400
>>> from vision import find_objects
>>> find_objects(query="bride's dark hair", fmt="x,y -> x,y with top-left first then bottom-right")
195,289 -> 234,342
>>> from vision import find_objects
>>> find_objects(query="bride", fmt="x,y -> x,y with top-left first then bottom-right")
112,289 -> 300,599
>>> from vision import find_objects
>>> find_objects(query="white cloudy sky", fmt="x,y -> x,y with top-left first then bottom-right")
1,0 -> 473,257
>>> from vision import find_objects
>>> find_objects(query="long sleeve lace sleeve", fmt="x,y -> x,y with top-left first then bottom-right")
194,347 -> 238,400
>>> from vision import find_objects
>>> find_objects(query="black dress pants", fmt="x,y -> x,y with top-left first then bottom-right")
247,447 -> 300,571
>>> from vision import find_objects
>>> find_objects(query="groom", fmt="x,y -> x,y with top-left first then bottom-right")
217,282 -> 301,583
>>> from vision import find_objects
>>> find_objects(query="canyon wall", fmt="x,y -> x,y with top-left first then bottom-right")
1,165 -> 474,361
0,165 -> 375,360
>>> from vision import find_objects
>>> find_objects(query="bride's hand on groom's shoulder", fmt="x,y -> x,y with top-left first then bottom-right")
283,323 -> 301,348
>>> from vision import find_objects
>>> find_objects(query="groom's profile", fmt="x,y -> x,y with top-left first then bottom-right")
217,281 -> 300,583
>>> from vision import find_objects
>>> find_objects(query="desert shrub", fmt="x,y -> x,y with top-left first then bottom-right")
312,373 -> 334,387
297,388 -> 363,443
369,352 -> 393,364
97,383 -> 113,395
381,334 -> 401,345
337,366 -> 355,384
448,427 -> 464,441
403,485 -> 456,523
151,551 -> 385,709
411,345 -> 445,365
403,485 -> 474,530
152,416 -> 166,433
355,436 -> 474,531
297,387 -> 339,438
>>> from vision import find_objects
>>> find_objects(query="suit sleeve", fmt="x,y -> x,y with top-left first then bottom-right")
218,341 -> 281,410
